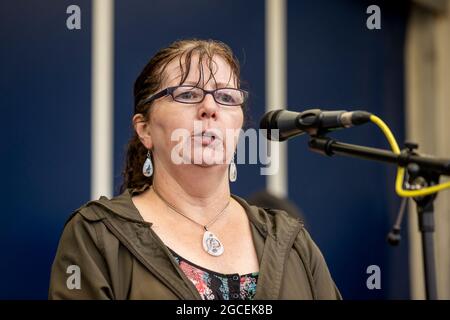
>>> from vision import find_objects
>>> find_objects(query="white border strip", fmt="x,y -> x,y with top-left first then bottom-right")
265,0 -> 288,198
91,0 -> 114,199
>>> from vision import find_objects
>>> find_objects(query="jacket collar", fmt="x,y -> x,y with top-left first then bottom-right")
95,184 -> 269,232
84,184 -> 303,300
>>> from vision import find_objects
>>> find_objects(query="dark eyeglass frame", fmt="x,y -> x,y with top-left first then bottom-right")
138,85 -> 249,108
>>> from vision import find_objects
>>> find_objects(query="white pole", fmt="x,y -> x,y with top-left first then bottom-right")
265,0 -> 288,198
91,0 -> 114,199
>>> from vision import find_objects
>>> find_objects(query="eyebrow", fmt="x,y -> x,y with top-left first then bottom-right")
181,81 -> 236,88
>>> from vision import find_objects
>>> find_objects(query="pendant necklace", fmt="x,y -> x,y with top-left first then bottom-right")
151,186 -> 230,257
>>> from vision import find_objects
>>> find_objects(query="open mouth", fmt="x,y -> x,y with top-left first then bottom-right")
193,130 -> 221,146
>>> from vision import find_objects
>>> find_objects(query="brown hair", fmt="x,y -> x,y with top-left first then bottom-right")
120,39 -> 247,193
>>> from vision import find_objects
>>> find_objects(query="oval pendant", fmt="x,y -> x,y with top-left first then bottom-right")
202,231 -> 224,256
229,161 -> 237,182
142,157 -> 153,177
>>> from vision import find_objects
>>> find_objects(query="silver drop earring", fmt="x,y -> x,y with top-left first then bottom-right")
142,150 -> 153,177
229,153 -> 237,182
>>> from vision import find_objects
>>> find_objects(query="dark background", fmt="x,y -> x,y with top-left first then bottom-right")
0,0 -> 410,299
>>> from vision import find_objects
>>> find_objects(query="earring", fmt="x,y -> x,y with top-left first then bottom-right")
229,153 -> 237,182
142,150 -> 153,177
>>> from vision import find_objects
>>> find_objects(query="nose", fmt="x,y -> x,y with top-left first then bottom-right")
197,92 -> 218,120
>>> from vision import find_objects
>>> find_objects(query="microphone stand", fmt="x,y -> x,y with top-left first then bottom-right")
308,136 -> 450,300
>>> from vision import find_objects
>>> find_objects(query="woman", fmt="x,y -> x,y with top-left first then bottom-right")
49,39 -> 341,300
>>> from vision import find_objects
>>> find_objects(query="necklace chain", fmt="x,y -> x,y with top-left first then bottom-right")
151,186 -> 231,231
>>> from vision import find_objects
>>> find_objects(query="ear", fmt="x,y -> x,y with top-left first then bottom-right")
133,114 -> 153,150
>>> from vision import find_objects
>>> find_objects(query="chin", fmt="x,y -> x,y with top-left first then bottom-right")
192,156 -> 226,167
176,153 -> 221,166
182,147 -> 226,166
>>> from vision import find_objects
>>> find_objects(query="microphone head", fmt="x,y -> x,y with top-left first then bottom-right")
260,110 -> 282,141
260,108 -> 372,141
260,109 -> 305,141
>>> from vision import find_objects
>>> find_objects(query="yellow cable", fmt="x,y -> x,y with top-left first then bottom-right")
370,115 -> 450,197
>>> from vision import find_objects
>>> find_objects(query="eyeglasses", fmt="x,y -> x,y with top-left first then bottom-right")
139,85 -> 248,107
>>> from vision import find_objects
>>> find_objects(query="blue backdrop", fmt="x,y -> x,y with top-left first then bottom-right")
0,0 -> 409,299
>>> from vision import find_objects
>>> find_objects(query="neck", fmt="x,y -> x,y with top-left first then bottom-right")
150,159 -> 232,223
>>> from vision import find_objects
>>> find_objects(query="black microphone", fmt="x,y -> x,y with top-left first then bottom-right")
260,109 -> 372,141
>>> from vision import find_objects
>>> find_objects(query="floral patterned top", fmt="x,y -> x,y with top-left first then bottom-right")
168,248 -> 259,300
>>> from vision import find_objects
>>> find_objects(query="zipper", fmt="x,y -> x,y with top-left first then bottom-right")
293,226 -> 316,299
101,218 -> 192,300
146,225 -> 204,300
273,221 -> 303,299
89,199 -> 202,299
252,216 -> 303,300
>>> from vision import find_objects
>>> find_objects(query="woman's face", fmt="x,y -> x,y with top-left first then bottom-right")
143,54 -> 244,171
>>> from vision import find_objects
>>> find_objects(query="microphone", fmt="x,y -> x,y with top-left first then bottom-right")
260,109 -> 372,141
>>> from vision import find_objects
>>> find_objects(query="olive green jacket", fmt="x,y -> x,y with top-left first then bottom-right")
48,185 -> 342,300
